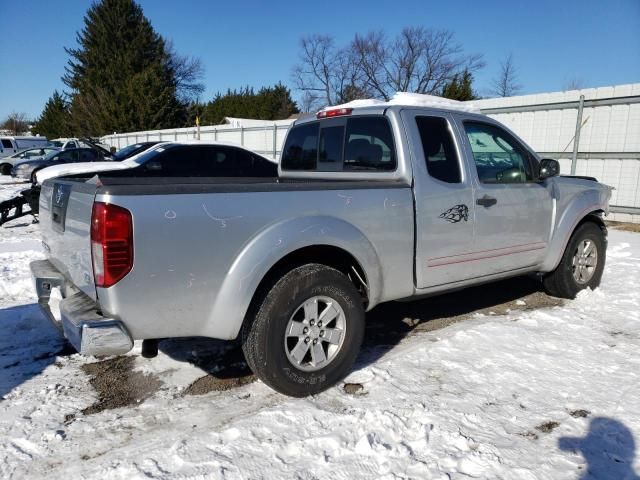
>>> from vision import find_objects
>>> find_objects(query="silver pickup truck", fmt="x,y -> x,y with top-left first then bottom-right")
31,99 -> 612,396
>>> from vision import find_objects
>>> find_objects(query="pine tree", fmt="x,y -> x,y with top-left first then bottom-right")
201,84 -> 299,125
32,91 -> 72,139
63,0 -> 185,135
440,69 -> 478,101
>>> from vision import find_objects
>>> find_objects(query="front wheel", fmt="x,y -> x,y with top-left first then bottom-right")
543,222 -> 606,299
242,264 -> 365,397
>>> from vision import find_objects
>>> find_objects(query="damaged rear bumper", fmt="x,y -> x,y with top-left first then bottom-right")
30,259 -> 133,356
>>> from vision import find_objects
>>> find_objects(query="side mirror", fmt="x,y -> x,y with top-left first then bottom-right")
538,158 -> 560,180
145,160 -> 162,171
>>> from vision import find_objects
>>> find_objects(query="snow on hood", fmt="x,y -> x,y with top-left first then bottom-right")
35,161 -> 133,184
322,92 -> 480,113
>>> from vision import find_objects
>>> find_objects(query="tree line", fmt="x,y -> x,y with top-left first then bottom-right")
23,0 -> 532,140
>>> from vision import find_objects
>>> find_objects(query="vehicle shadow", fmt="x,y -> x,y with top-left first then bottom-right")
0,303 -> 73,398
356,274 -> 559,369
159,336 -> 253,379
559,417 -> 640,479
159,275 -> 557,387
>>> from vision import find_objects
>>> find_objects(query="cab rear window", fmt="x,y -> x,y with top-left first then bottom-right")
281,116 -> 396,172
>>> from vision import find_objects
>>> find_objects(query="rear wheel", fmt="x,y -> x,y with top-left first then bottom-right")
242,264 -> 365,397
0,163 -> 11,175
30,169 -> 41,184
543,222 -> 606,299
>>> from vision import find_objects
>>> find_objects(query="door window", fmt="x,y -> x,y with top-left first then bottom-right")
54,150 -> 77,162
463,122 -> 533,184
416,116 -> 461,183
80,149 -> 100,162
1,139 -> 13,149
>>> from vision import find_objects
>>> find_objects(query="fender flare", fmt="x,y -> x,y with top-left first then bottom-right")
204,215 -> 384,340
541,191 -> 607,272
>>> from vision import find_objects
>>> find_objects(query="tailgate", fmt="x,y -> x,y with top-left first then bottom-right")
39,179 -> 98,300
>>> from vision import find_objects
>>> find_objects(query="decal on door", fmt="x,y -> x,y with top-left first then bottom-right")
439,204 -> 469,223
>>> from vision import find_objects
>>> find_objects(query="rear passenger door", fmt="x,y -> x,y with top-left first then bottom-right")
401,110 -> 476,288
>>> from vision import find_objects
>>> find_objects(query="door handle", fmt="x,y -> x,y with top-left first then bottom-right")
476,195 -> 497,207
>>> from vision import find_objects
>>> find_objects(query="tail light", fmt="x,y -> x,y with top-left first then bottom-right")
91,202 -> 133,288
317,108 -> 352,119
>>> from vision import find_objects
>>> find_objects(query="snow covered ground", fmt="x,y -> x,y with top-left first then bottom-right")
1,176 -> 639,479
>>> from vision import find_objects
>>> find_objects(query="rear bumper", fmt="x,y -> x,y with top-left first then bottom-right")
30,259 -> 133,356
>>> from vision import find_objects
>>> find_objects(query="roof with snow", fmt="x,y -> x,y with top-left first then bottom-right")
321,92 -> 480,114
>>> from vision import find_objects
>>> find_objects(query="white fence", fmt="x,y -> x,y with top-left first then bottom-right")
102,120 -> 293,161
102,83 -> 640,222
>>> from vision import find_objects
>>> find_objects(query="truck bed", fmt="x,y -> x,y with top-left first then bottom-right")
39,174 -> 415,340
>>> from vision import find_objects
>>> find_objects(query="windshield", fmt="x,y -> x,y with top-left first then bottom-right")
121,144 -> 165,166
112,143 -> 146,161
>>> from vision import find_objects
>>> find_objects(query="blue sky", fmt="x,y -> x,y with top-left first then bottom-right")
0,0 -> 638,120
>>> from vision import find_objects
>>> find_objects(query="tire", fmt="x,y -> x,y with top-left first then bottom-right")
0,163 -> 11,175
242,263 -> 365,397
30,169 -> 40,184
543,222 -> 606,299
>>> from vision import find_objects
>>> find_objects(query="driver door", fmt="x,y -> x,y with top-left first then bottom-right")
455,117 -> 553,276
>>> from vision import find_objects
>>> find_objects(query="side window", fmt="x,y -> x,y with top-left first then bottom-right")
80,150 -> 98,162
344,117 -> 396,171
416,116 -> 461,183
55,150 -> 76,162
154,146 -> 202,175
281,123 -> 319,170
1,139 -> 13,149
464,122 -> 533,184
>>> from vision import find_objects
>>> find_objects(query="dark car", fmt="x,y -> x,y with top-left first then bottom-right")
112,142 -> 160,161
11,148 -> 109,182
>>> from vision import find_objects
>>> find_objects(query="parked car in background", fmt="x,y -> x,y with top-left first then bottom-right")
11,147 -> 109,182
35,141 -> 276,184
31,95 -> 611,397
0,136 -> 50,159
0,147 -> 60,175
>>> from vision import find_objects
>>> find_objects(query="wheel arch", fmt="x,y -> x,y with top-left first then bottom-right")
204,215 -> 383,340
542,207 -> 607,272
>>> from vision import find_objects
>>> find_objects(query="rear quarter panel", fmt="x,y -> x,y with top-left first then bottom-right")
96,186 -> 415,340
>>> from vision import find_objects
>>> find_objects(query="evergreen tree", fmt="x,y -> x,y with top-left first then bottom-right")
63,0 -> 186,135
440,69 -> 478,101
201,83 -> 298,125
32,91 -> 72,139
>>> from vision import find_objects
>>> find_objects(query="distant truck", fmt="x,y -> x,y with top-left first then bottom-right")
0,136 -> 49,159
31,94 -> 612,397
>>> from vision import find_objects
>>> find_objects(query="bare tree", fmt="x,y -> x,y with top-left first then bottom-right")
293,28 -> 483,107
299,91 -> 322,113
352,27 -> 484,100
1,112 -> 30,135
292,34 -> 366,110
563,76 -> 585,91
165,41 -> 205,103
491,53 -> 523,97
